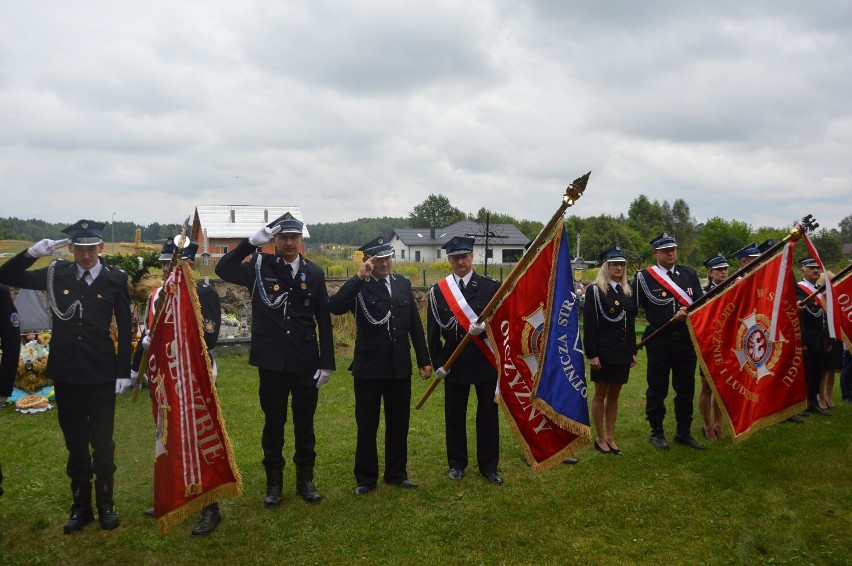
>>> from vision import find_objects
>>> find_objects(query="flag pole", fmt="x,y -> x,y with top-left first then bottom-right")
416,172 -> 591,410
799,262 -> 852,306
636,215 -> 818,350
132,226 -> 188,401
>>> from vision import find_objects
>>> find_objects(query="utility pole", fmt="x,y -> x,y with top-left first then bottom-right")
466,212 -> 507,277
111,212 -> 116,252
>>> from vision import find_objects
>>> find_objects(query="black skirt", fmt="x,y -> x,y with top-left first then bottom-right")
589,362 -> 630,385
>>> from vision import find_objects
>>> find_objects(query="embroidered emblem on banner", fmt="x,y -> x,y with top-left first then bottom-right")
520,304 -> 547,375
733,310 -> 786,381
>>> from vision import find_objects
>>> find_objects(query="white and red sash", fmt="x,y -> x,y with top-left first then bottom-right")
646,265 -> 694,307
797,281 -> 824,309
437,275 -> 496,367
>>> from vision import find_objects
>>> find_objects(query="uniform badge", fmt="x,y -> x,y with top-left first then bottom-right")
614,300 -> 620,306
300,273 -> 306,282
204,319 -> 215,333
609,308 -> 615,314
63,289 -> 69,295
97,293 -> 103,299
10,312 -> 20,328
301,283 -> 307,289
273,284 -> 280,291
661,292 -> 667,297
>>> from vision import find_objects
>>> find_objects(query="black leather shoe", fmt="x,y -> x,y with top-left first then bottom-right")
562,457 -> 579,465
674,434 -> 706,450
798,410 -> 811,417
63,507 -> 95,534
390,479 -> 418,489
297,480 -> 322,504
191,504 -> 221,536
606,443 -> 623,455
648,433 -> 669,450
97,505 -> 120,530
143,507 -> 156,518
482,472 -> 503,486
593,440 -> 610,454
448,468 -> 464,480
264,486 -> 282,509
783,415 -> 804,423
353,484 -> 376,495
808,405 -> 832,416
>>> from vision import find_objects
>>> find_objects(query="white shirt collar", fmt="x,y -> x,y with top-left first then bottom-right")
456,272 -> 473,286
77,262 -> 103,281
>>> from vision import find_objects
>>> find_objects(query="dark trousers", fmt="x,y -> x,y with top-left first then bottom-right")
803,349 -> 824,408
644,333 -> 697,433
445,379 -> 499,474
353,377 -> 411,486
258,368 -> 318,469
53,381 -> 117,483
841,350 -> 852,401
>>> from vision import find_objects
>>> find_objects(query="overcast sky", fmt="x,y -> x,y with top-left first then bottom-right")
1,1 -> 850,234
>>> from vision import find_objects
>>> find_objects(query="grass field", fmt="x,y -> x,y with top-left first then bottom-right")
1,351 -> 850,564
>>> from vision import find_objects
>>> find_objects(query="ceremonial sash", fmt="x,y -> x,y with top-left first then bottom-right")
646,265 -> 693,307
797,282 -> 823,309
146,287 -> 163,330
436,275 -> 496,367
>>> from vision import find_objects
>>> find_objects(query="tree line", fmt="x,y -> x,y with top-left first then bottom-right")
0,217 -> 188,244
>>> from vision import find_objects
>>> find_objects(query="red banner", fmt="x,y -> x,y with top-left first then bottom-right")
687,244 -> 806,442
832,270 -> 852,350
145,263 -> 241,533
486,220 -> 590,471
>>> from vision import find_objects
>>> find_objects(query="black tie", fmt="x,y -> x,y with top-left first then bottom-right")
382,278 -> 391,297
81,270 -> 91,286
285,264 -> 294,283
458,279 -> 465,292
614,283 -> 622,294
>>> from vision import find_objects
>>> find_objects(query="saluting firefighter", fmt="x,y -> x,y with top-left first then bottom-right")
0,283 -> 22,498
328,236 -> 432,495
0,220 -> 132,533
633,232 -> 705,451
134,239 -> 224,536
427,236 -> 503,485
215,213 -> 334,507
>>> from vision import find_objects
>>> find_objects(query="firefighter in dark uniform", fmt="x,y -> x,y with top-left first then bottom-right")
0,220 -> 132,533
633,232 -> 705,450
215,213 -> 334,507
427,236 -> 502,485
328,236 -> 432,495
135,239 -> 224,535
796,256 -> 830,416
0,283 -> 22,497
697,253 -> 729,439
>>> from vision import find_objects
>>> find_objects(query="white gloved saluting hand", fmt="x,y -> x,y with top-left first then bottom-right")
468,320 -> 487,336
249,224 -> 283,246
115,378 -> 133,395
27,238 -> 71,258
313,369 -> 333,389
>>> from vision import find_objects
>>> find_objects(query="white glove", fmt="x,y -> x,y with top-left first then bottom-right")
141,335 -> 151,351
249,224 -> 283,246
27,238 -> 70,258
130,370 -> 139,383
313,369 -> 333,389
435,366 -> 449,380
115,378 -> 133,395
468,320 -> 487,336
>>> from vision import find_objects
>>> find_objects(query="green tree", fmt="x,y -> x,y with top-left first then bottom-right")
839,213 -> 852,243
408,194 -> 466,228
693,217 -> 753,262
808,229 -> 844,269
626,195 -> 667,241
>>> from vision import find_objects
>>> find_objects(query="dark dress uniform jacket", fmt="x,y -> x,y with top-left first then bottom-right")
0,284 -> 20,397
582,284 -> 636,365
215,240 -> 334,372
634,265 -> 704,331
427,272 -> 498,384
328,274 -> 430,379
796,283 -> 827,353
0,253 -> 131,385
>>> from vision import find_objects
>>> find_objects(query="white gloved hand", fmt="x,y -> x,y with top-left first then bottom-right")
141,335 -> 151,351
249,224 -> 283,246
27,238 -> 71,258
130,370 -> 139,383
313,369 -> 333,389
468,320 -> 487,336
435,366 -> 449,380
115,378 -> 133,395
